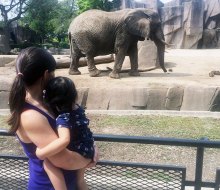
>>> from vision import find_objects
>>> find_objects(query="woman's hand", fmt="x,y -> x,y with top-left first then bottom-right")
87,145 -> 99,168
36,147 -> 44,160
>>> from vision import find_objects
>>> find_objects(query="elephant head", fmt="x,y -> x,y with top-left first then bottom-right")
124,9 -> 167,73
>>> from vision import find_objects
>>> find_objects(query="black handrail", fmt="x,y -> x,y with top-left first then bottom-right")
94,134 -> 220,148
1,129 -> 220,148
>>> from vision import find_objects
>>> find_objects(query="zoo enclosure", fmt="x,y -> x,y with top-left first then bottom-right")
0,129 -> 220,190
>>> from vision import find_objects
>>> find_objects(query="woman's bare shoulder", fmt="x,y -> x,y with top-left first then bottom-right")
20,109 -> 57,147
21,109 -> 48,127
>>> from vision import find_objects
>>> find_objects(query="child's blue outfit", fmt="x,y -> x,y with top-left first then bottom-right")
56,105 -> 94,159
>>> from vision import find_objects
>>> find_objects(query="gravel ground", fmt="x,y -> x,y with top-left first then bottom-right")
1,112 -> 220,184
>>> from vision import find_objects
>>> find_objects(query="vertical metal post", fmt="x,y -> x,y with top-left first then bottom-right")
195,146 -> 204,190
194,138 -> 207,190
215,168 -> 220,190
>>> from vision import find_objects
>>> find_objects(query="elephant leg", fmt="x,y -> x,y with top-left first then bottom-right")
128,44 -> 140,77
87,55 -> 101,77
69,54 -> 81,75
109,49 -> 126,79
69,39 -> 81,75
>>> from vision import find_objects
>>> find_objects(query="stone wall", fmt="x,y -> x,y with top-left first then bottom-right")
1,80 -> 220,111
122,0 -> 220,49
161,0 -> 220,49
0,28 -> 10,54
76,86 -> 220,111
10,22 -> 41,45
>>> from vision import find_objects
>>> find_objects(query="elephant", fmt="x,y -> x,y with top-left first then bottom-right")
202,29 -> 218,49
68,9 -> 168,79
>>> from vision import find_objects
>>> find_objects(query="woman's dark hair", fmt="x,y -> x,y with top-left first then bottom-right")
8,47 -> 56,133
44,76 -> 78,116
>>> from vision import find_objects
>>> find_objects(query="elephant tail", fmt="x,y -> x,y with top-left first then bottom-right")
68,32 -> 74,58
68,32 -> 71,44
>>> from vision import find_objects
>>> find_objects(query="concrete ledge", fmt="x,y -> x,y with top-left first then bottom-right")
2,109 -> 220,118
1,86 -> 220,111
83,86 -> 220,111
86,110 -> 220,118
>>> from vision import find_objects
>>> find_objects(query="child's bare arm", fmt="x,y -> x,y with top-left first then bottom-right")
36,126 -> 70,160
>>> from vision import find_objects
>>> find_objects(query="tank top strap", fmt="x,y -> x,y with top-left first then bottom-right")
24,102 -> 50,117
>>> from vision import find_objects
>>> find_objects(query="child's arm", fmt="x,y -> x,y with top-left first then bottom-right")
36,126 -> 70,160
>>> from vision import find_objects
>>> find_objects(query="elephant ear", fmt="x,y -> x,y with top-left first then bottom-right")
124,10 -> 151,38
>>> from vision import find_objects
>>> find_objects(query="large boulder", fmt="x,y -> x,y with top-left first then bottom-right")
122,39 -> 158,71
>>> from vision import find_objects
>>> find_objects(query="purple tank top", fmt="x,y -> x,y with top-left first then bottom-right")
17,102 -> 76,190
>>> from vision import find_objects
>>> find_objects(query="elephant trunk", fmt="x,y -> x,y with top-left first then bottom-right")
154,27 -> 167,73
156,42 -> 167,73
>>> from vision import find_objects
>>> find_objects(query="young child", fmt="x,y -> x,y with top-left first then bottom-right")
36,76 -> 94,190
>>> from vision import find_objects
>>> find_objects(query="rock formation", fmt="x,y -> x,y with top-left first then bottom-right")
161,0 -> 220,49
122,0 -> 220,49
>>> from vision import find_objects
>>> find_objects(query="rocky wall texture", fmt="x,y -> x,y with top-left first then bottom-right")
1,81 -> 220,111
77,86 -> 220,111
161,0 -> 220,49
123,0 -> 220,49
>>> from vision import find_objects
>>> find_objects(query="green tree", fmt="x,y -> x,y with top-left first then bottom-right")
49,0 -> 76,45
76,0 -> 121,14
21,0 -> 59,43
21,0 -> 76,47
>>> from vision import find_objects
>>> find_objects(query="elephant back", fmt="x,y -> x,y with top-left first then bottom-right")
68,9 -> 149,56
68,9 -> 126,34
70,10 -> 106,32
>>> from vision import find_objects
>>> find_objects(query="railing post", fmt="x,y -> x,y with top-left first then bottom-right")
194,138 -> 207,190
215,168 -> 220,190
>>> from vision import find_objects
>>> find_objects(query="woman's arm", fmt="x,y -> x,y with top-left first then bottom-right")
20,109 -> 91,170
36,127 -> 70,160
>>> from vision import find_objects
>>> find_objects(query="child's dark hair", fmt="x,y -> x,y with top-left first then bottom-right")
44,76 -> 78,116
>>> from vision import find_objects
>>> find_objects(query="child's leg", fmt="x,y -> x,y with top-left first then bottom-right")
43,159 -> 67,190
76,168 -> 88,190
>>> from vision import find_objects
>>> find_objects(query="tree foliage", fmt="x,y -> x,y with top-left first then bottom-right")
49,0 -> 76,43
20,0 -> 76,44
76,0 -> 121,14
20,0 -> 58,42
0,0 -> 29,27
0,0 -> 121,51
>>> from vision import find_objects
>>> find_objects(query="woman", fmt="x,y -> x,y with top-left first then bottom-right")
7,47 -> 98,190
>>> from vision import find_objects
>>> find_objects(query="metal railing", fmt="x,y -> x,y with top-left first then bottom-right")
1,129 -> 220,190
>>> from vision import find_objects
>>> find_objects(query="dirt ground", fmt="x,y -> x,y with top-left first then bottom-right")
53,49 -> 220,90
1,49 -> 220,89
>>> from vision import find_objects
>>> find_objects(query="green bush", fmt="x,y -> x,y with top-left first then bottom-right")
58,41 -> 69,48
